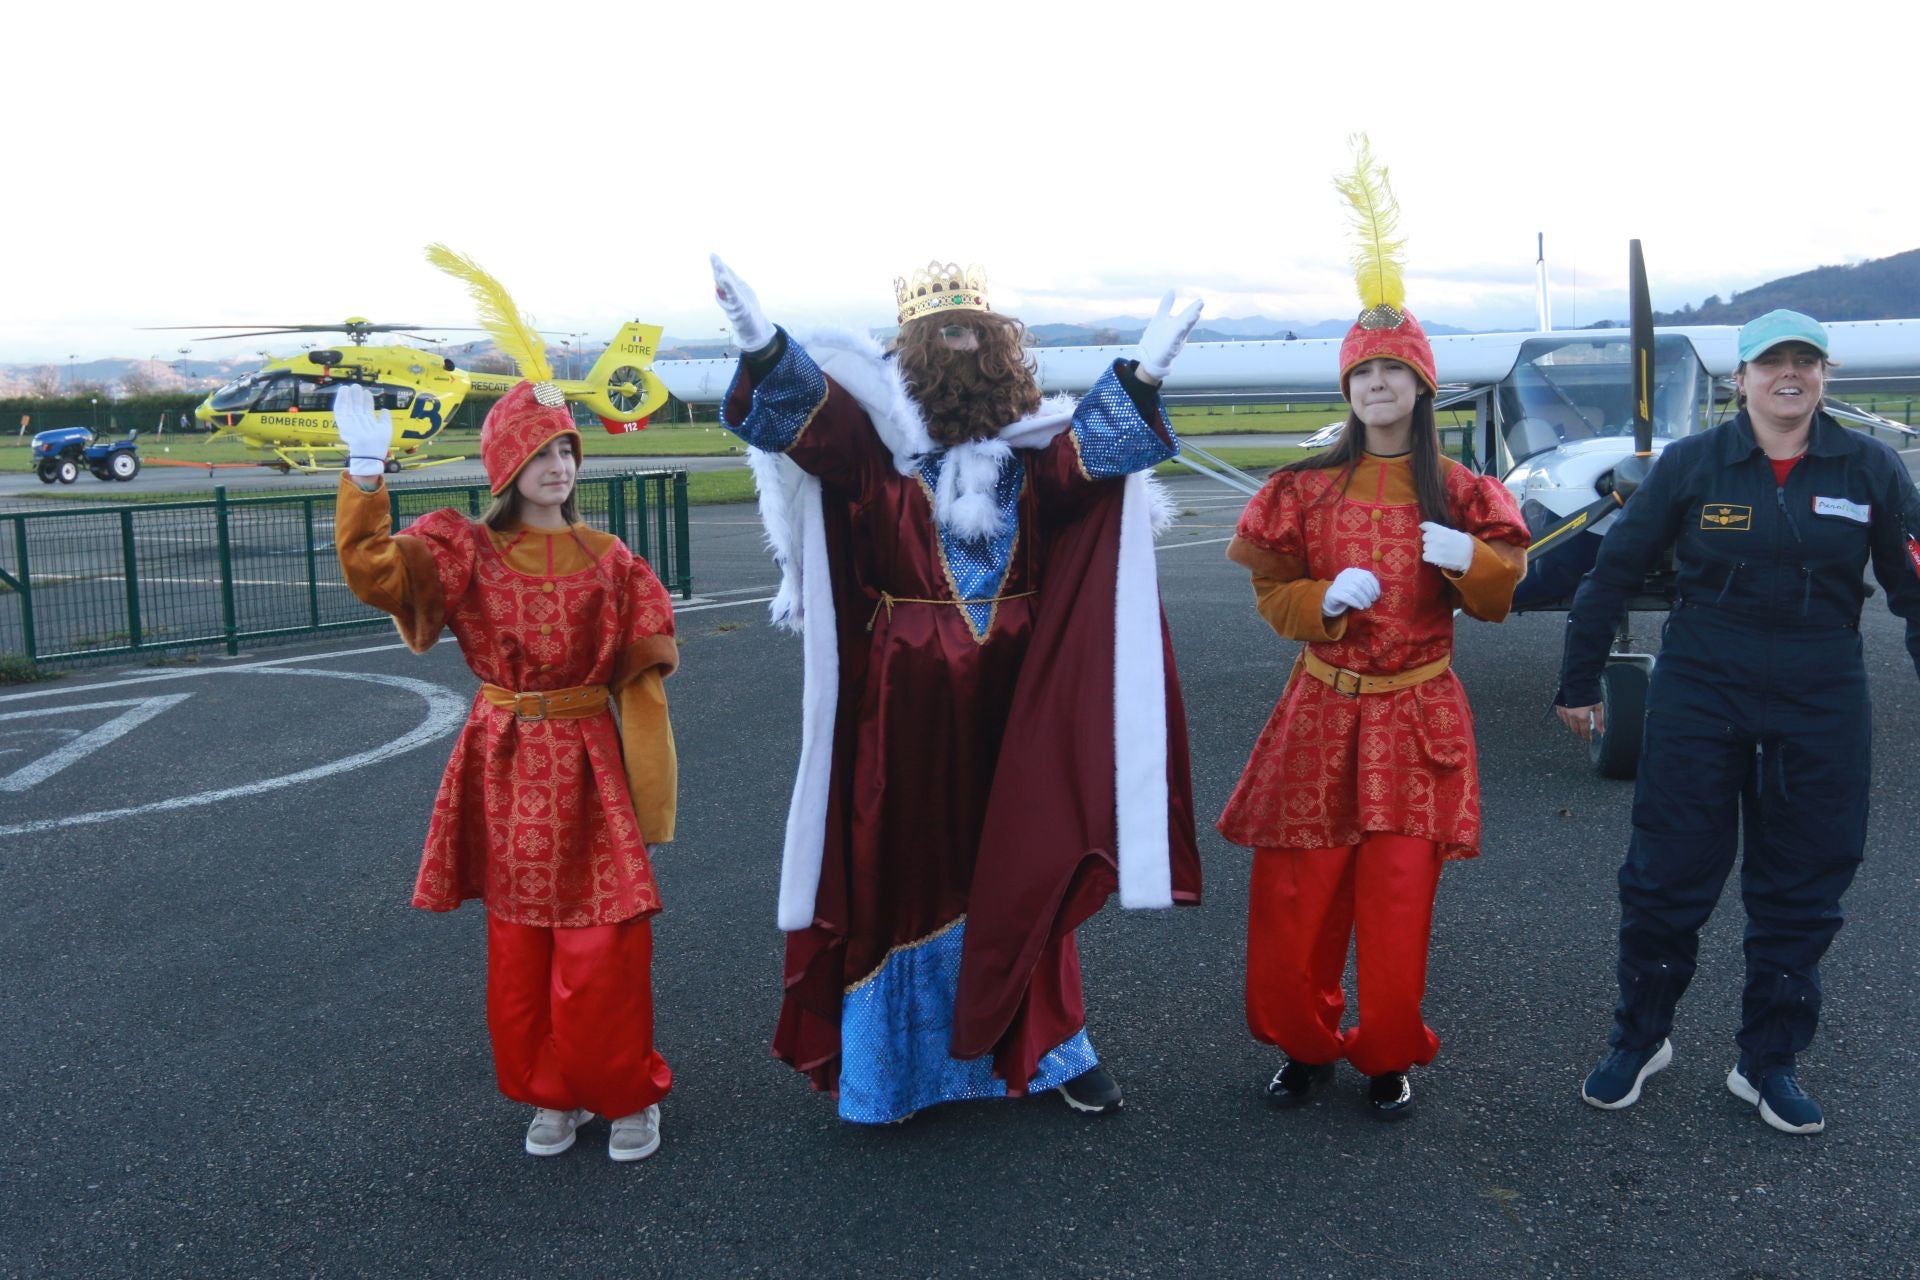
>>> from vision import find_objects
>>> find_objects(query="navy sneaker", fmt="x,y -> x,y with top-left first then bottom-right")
1727,1057 -> 1825,1135
1581,1038 -> 1673,1109
1265,1057 -> 1336,1107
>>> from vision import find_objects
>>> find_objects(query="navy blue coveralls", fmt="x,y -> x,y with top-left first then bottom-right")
1558,410 -> 1920,1071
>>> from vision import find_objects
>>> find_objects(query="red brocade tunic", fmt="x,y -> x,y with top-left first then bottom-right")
335,477 -> 679,928
1218,455 -> 1528,860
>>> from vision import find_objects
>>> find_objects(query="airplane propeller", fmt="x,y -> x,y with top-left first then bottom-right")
1526,239 -> 1657,564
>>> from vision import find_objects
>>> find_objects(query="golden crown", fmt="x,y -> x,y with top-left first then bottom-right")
894,261 -> 990,326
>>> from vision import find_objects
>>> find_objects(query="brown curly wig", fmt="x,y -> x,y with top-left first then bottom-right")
894,311 -> 1042,446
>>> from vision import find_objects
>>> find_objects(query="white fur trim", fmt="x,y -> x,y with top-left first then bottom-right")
1114,471 -> 1173,909
774,471 -> 837,931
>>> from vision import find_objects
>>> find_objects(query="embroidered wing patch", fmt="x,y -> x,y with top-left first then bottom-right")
1699,503 -> 1751,531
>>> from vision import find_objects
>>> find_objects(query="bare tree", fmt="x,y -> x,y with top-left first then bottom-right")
24,366 -> 62,397
120,363 -> 163,397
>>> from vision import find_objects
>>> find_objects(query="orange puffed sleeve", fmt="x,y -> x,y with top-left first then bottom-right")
1227,470 -> 1348,643
1441,466 -> 1531,623
611,552 -> 678,844
333,476 -> 472,652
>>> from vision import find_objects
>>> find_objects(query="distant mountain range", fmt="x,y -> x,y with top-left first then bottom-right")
1649,248 -> 1920,326
8,248 -> 1916,398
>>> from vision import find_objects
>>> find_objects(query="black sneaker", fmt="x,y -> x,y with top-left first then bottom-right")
1581,1039 -> 1672,1110
1056,1064 -> 1123,1114
1367,1072 -> 1414,1120
1265,1057 -> 1336,1107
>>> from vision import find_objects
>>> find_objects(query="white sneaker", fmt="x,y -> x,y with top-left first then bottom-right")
608,1104 -> 662,1162
524,1107 -> 590,1156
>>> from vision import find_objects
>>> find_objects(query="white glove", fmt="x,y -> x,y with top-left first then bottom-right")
1322,566 -> 1381,617
333,384 -> 392,478
1419,521 -> 1475,574
710,254 -> 776,354
1135,291 -> 1204,382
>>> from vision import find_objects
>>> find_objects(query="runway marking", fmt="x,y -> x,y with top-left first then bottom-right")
0,695 -> 194,791
0,668 -> 467,836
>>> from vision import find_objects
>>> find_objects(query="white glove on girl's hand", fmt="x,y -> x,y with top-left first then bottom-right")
1322,566 -> 1381,617
710,254 -> 776,354
1419,521 -> 1476,574
1135,291 -> 1204,382
333,384 -> 392,478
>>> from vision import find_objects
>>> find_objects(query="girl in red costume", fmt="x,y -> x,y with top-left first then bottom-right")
1219,142 -> 1529,1118
334,248 -> 678,1160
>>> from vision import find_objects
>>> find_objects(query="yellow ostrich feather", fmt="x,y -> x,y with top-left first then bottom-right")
424,243 -> 553,383
1332,134 -> 1407,313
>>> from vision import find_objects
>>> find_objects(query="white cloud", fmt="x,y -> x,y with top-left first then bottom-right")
4,0 -> 1911,360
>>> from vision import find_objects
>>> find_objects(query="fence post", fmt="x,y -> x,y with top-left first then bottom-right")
119,509 -> 144,652
632,474 -> 652,563
608,475 -> 627,549
214,486 -> 240,656
673,470 -> 691,599
303,497 -> 321,630
11,515 -> 35,664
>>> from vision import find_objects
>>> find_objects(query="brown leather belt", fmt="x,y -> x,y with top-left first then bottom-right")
1300,650 -> 1451,697
480,682 -> 610,721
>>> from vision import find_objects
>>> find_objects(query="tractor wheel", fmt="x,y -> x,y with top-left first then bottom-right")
36,461 -> 57,484
1587,661 -> 1650,780
110,451 -> 140,480
56,459 -> 79,484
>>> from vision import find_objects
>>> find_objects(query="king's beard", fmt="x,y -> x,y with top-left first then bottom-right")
897,343 -> 1042,447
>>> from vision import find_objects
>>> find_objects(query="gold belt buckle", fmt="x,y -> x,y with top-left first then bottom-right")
1332,667 -> 1363,698
517,692 -> 548,722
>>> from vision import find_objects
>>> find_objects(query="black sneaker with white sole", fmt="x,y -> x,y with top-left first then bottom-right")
1057,1064 -> 1123,1114
1366,1072 -> 1414,1120
1265,1057 -> 1336,1107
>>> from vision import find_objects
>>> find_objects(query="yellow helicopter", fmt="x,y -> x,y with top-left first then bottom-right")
158,317 -> 671,472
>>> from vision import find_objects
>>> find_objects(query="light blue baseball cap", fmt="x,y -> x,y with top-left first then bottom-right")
1737,309 -> 1830,362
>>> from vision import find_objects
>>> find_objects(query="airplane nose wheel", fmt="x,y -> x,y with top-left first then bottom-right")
1587,659 -> 1649,779
384,458 -> 402,474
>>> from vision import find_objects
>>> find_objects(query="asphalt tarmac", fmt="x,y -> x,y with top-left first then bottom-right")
4,473 -> 1918,1279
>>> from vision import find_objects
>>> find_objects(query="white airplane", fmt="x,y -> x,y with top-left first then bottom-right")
650,255 -> 1920,777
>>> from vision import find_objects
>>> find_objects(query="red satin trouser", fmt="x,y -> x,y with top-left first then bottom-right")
1246,834 -> 1443,1077
485,914 -> 673,1118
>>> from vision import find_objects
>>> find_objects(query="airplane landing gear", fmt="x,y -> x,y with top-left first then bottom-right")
1590,616 -> 1654,779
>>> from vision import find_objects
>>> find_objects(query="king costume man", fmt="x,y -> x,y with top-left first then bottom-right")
711,255 -> 1204,1122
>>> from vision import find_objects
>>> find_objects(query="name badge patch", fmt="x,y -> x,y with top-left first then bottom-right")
1700,503 -> 1752,530
1813,495 -> 1871,524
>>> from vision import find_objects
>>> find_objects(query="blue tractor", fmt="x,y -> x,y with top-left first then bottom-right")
30,427 -> 141,484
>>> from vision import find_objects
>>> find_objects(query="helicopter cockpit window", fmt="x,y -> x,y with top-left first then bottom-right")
295,379 -> 338,412
252,376 -> 298,414
208,375 -> 259,412
1497,334 -> 1707,463
371,385 -> 415,412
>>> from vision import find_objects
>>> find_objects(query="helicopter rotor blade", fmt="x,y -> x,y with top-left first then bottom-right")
143,324 -> 347,333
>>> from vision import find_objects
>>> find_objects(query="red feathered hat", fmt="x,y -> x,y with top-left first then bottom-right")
1332,136 -> 1437,398
1339,307 -> 1437,396
481,380 -> 580,495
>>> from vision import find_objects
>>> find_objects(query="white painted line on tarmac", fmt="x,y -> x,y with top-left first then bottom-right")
0,695 -> 194,791
0,668 -> 467,837
678,595 -> 776,614
0,641 -> 414,705
1157,536 -> 1233,551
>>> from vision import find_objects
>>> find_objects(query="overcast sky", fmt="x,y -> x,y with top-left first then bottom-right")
6,0 -> 1912,364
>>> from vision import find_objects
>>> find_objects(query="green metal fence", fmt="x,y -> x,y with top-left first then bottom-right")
0,469 -> 691,668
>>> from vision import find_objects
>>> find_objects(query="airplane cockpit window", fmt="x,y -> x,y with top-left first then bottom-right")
1498,334 -> 1706,463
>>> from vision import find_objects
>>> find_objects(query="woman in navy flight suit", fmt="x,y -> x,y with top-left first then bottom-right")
1555,309 -> 1920,1135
